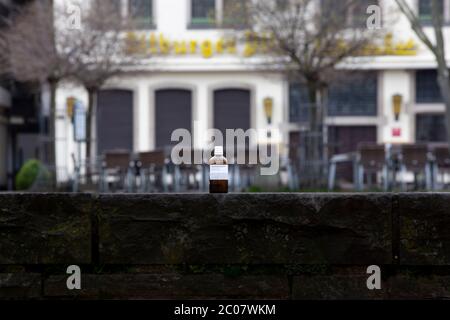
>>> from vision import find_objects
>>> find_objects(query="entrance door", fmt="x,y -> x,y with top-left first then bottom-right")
97,89 -> 134,155
155,89 -> 192,149
213,89 -> 251,156
214,89 -> 251,135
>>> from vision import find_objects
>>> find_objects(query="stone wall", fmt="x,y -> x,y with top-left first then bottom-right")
0,193 -> 450,300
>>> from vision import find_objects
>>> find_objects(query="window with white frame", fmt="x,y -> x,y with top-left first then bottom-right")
129,0 -> 154,29
289,72 -> 378,122
328,72 -> 378,117
349,0 -> 380,28
190,0 -> 249,29
416,70 -> 443,103
191,0 -> 216,27
106,0 -> 155,29
321,0 -> 380,29
418,0 -> 450,24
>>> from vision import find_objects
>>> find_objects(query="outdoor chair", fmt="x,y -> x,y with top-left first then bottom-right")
138,150 -> 169,193
430,145 -> 450,190
328,152 -> 357,191
356,144 -> 389,191
99,150 -> 134,193
398,144 -> 432,191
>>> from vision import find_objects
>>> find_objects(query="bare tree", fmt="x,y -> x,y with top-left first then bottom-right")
0,0 -> 74,185
396,0 -> 450,145
0,1 -> 11,76
2,0 -> 144,184
64,1 -> 143,168
245,0 -> 383,187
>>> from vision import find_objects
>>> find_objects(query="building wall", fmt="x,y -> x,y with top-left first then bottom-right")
380,70 -> 414,144
55,71 -> 285,178
53,0 -> 450,182
55,83 -> 88,183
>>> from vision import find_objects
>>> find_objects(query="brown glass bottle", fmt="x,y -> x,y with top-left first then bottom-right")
209,146 -> 228,193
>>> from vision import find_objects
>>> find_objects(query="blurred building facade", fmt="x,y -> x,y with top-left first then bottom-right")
52,0 -> 450,184
0,86 -> 10,190
1,0 -> 41,190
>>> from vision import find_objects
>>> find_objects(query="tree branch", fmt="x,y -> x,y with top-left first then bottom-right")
394,0 -> 438,56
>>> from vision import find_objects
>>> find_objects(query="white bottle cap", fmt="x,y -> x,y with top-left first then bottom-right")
214,146 -> 224,156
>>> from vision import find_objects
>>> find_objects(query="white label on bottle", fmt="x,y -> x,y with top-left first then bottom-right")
210,165 -> 228,180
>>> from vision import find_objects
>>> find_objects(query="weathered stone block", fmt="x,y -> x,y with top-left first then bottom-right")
387,274 -> 450,299
98,194 -> 392,265
217,194 -> 392,265
0,193 -> 92,264
292,267 -> 387,300
399,193 -> 450,265
0,273 -> 41,299
44,273 -> 289,299
97,194 -> 220,264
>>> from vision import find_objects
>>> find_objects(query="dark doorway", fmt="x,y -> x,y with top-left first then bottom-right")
213,88 -> 251,156
155,89 -> 192,148
214,89 -> 251,135
97,89 -> 134,155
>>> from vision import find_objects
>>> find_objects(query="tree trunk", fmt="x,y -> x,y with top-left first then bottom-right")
438,71 -> 450,148
86,87 -> 97,182
48,79 -> 58,188
301,81 -> 325,188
